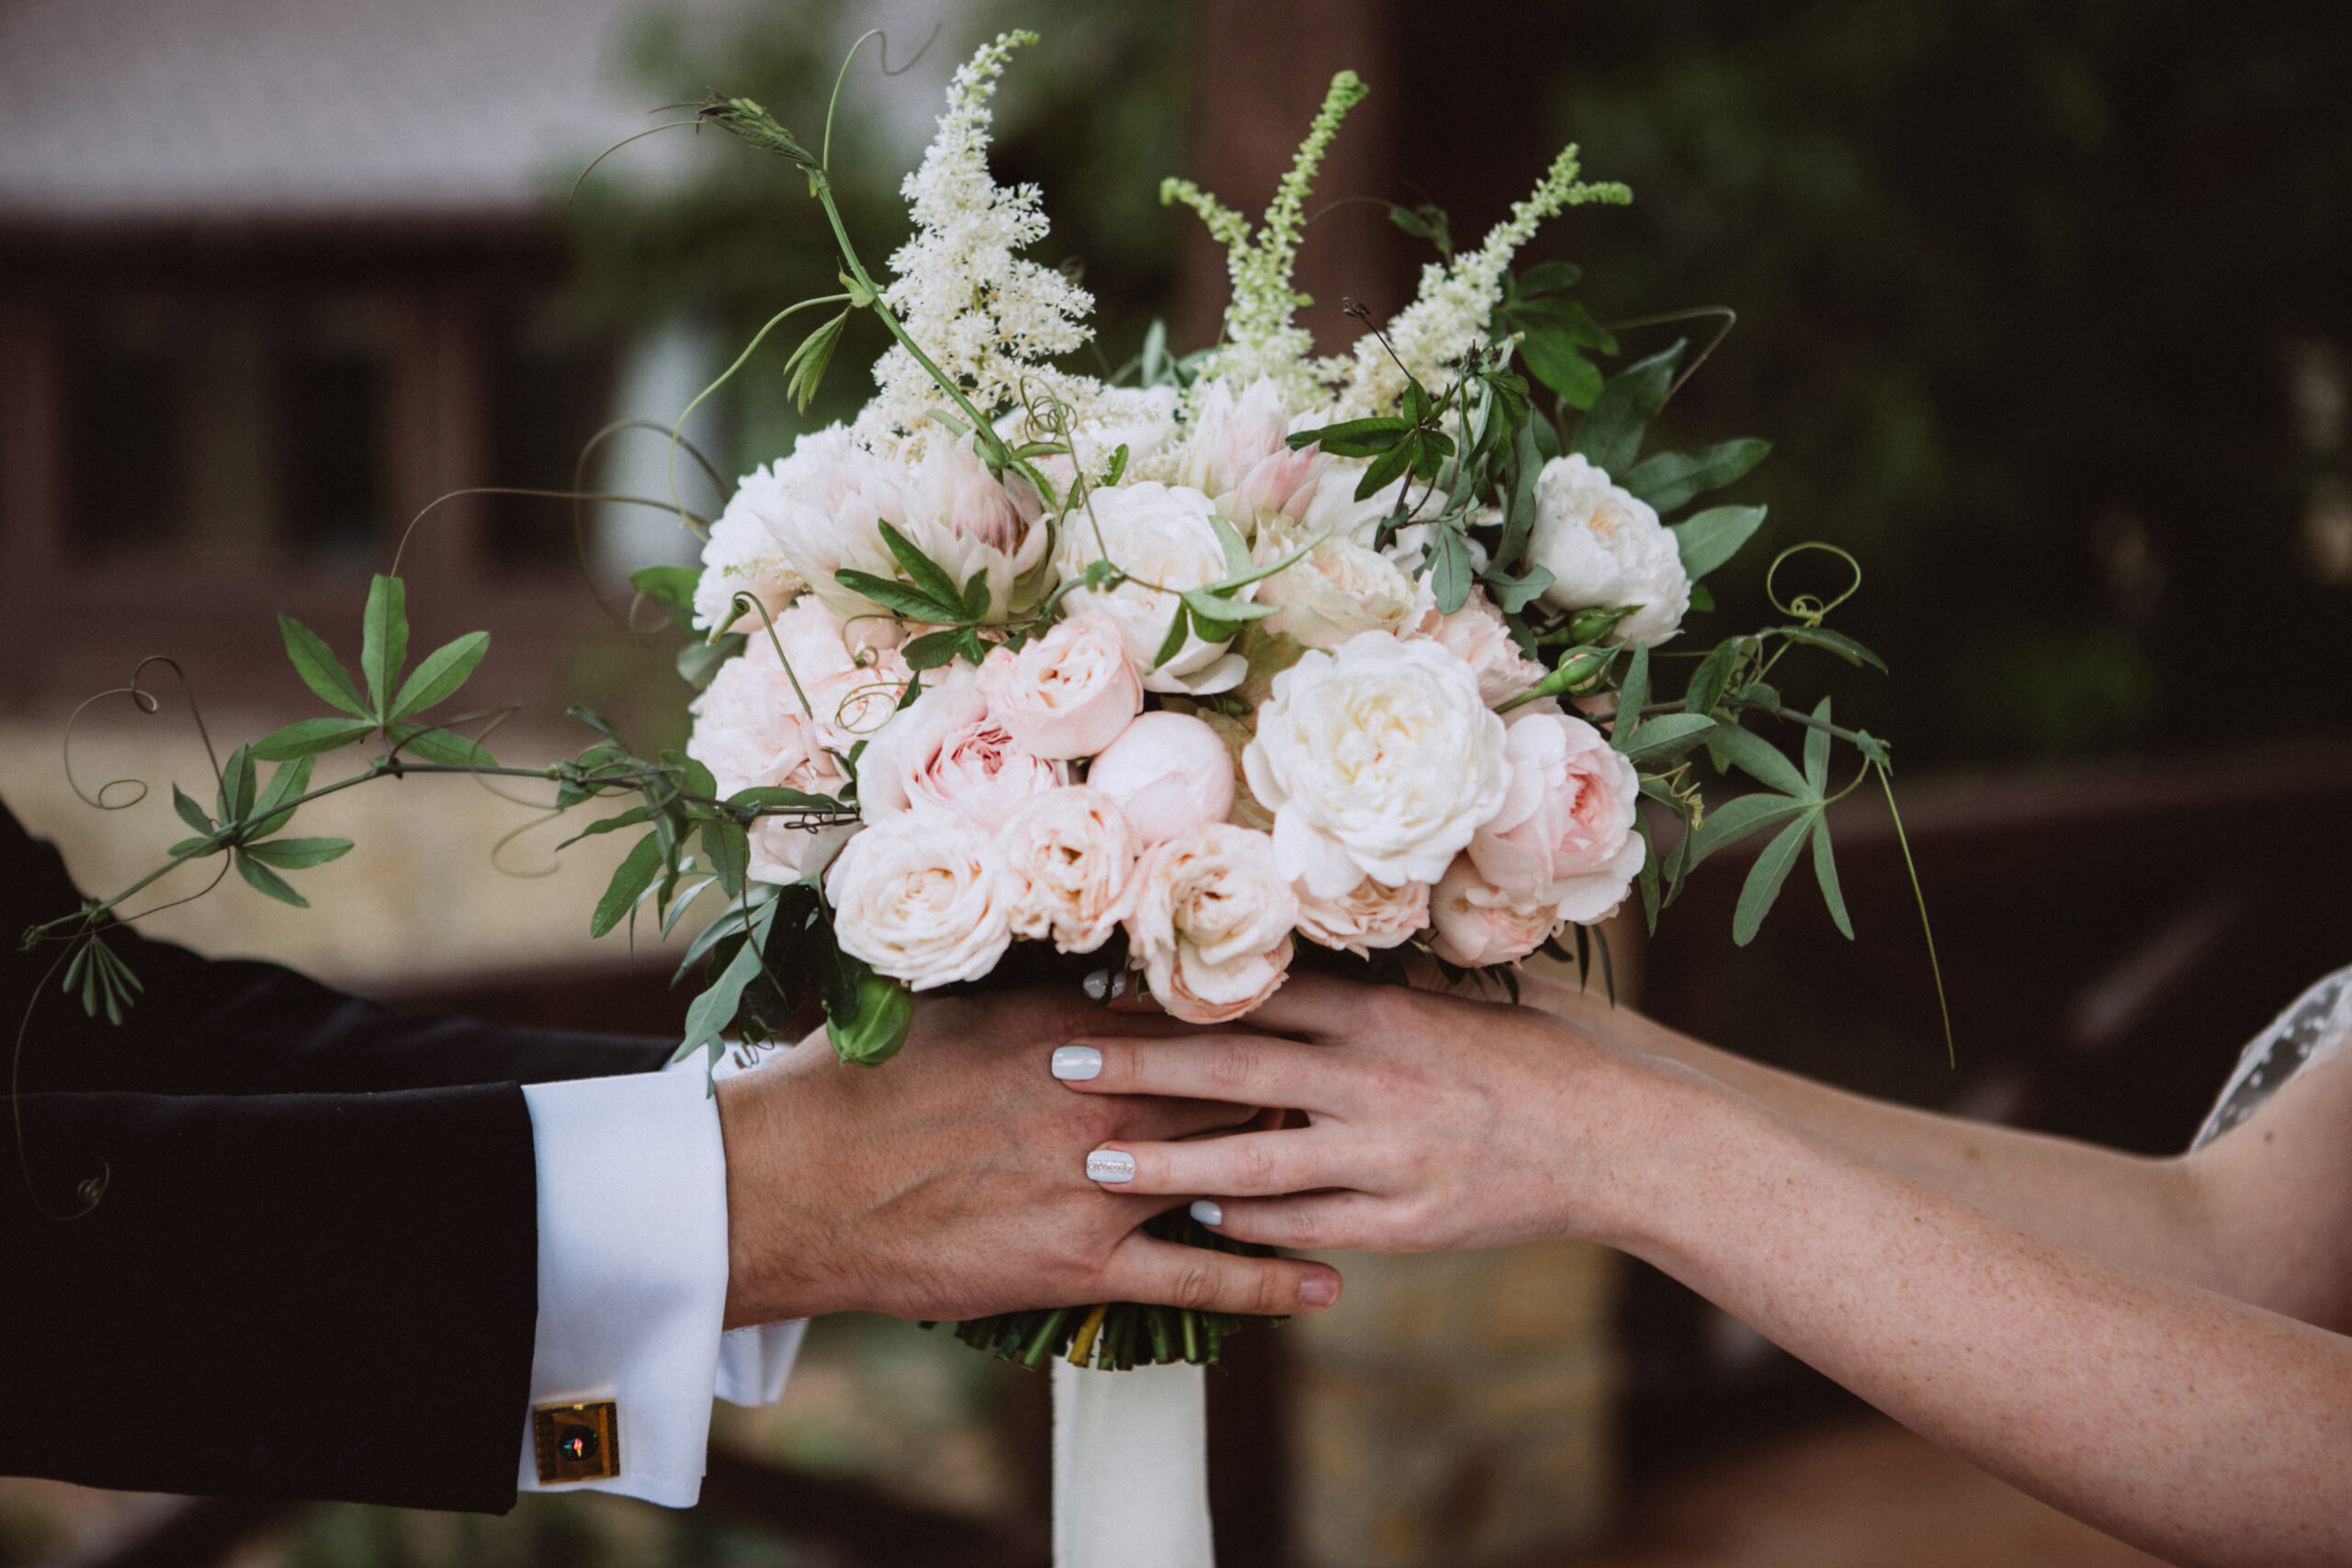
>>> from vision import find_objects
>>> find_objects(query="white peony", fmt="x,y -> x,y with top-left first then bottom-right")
693,467 -> 808,634
854,666 -> 1065,833
1526,455 -> 1690,647
769,426 -> 1047,626
1428,853 -> 1559,968
1054,480 -> 1256,694
1124,823 -> 1298,1024
825,810 -> 1014,990
998,786 -> 1139,954
1242,631 -> 1512,898
1469,708 -> 1645,925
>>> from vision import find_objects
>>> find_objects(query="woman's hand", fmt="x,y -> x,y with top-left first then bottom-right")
1049,970 -> 1668,1253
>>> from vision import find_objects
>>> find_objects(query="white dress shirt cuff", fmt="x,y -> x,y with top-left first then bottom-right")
516,1065 -> 805,1507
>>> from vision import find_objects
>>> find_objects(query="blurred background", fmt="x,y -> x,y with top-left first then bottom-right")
4,0 -> 2349,1564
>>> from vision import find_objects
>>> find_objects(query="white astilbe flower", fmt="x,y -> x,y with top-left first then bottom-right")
1160,72 -> 1367,408
1325,146 -> 1632,421
855,31 -> 1096,457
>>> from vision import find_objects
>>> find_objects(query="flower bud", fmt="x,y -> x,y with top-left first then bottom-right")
1564,604 -> 1632,645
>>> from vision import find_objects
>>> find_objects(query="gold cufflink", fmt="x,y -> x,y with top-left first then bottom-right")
532,1400 -> 620,1484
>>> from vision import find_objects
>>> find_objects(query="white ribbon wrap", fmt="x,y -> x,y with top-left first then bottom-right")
1052,1358 -> 1216,1568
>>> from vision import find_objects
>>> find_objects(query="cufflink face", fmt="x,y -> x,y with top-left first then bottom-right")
533,1400 -> 620,1484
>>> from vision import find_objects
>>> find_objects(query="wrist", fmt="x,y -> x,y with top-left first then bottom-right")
1570,1049 -> 1784,1261
716,1066 -> 844,1327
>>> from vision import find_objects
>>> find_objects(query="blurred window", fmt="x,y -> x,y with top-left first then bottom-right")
486,306 -> 614,574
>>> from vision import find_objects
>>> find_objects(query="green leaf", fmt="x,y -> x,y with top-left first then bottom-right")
1684,639 -> 1740,716
678,633 -> 746,689
241,836 -> 354,870
1683,790 -> 1815,870
1709,724 -> 1814,799
1620,713 -> 1715,766
900,629 -> 961,671
217,745 -> 257,825
1570,341 -> 1684,476
250,754 -> 315,838
875,522 -> 967,615
278,615 -> 371,720
1514,260 -> 1584,298
703,820 -> 750,898
1149,603 -> 1193,672
1506,297 -> 1617,351
630,565 -> 701,634
1803,696 -> 1833,794
234,850 -> 311,908
960,569 -> 990,623
1733,812 -> 1818,946
1623,439 -> 1770,514
729,784 -> 846,814
1614,643 -> 1652,750
1430,525 -> 1476,615
167,836 -> 216,858
1355,439 -> 1418,501
391,631 -> 490,722
591,833 -> 666,939
359,575 -> 409,722
1670,505 -> 1769,581
1177,585 -> 1276,626
1778,625 -> 1889,672
1498,418 -> 1543,567
1518,330 -> 1604,410
1812,815 -> 1855,940
1477,561 -> 1553,615
253,716 -> 378,761
173,784 -> 214,835
833,568 -> 961,623
677,899 -> 780,1064
1688,581 -> 1716,614
782,308 -> 849,412
553,804 -> 653,852
1291,416 -> 1410,457
391,727 -> 495,767
825,961 -> 915,1066
1207,512 -> 1253,579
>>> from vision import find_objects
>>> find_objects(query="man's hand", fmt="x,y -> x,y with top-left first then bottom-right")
716,988 -> 1343,1325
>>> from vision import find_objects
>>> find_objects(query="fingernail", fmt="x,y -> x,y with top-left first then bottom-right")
1085,1148 -> 1136,1184
1190,1198 -> 1224,1226
1298,1275 -> 1339,1309
1052,1044 -> 1103,1081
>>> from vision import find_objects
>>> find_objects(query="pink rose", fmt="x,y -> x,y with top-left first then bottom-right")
1124,823 -> 1298,1024
1428,855 -> 1558,968
998,787 -> 1139,954
1294,874 -> 1431,959
974,612 -> 1143,760
1468,709 -> 1645,924
855,667 -> 1067,834
1083,711 -> 1237,848
1418,587 -> 1549,707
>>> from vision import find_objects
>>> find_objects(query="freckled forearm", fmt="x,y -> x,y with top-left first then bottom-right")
1601,1069 -> 2352,1568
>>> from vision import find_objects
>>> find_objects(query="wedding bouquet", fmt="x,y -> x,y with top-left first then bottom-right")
31,31 -> 1924,1371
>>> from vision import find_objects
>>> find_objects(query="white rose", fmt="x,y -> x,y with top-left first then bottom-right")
1294,874 -> 1431,959
1055,480 -> 1255,694
998,786 -> 1139,954
1254,528 -> 1432,651
824,810 -> 1014,990
1526,454 -> 1690,647
1242,631 -> 1512,898
1124,823 -> 1298,1024
1469,708 -> 1645,925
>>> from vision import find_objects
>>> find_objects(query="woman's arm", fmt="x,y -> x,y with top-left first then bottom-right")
1054,975 -> 2352,1568
1510,968 -> 2352,1330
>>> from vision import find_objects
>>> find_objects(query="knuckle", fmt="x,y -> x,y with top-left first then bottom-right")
1231,1139 -> 1280,1192
1171,1260 -> 1221,1311
1205,1038 -> 1261,1094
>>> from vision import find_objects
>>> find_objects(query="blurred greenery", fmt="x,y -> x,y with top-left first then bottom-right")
1500,0 -> 2352,766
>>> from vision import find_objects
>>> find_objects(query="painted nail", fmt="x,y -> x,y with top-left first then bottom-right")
1051,1044 -> 1103,1081
1085,1148 -> 1136,1184
1190,1199 -> 1224,1227
1298,1275 -> 1339,1309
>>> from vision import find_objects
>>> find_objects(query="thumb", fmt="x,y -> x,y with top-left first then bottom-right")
1096,1230 -> 1342,1317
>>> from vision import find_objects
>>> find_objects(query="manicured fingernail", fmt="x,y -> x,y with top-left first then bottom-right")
1085,1148 -> 1136,1184
1052,1044 -> 1103,1081
1190,1199 -> 1224,1226
1298,1275 -> 1339,1309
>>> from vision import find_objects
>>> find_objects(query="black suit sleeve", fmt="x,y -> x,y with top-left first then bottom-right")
2,801 -> 673,1510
